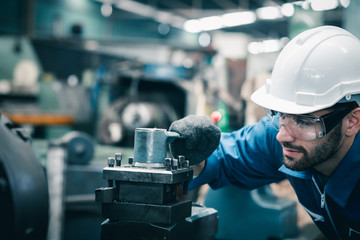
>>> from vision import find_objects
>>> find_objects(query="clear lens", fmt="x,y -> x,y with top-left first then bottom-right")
267,111 -> 326,140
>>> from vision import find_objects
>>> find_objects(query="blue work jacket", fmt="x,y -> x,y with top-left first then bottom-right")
190,117 -> 360,239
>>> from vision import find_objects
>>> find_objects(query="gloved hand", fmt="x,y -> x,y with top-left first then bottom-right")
169,115 -> 221,166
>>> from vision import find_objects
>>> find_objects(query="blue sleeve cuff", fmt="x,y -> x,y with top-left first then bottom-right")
188,152 -> 220,190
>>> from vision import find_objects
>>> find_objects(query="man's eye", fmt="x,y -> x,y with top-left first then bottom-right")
294,118 -> 312,127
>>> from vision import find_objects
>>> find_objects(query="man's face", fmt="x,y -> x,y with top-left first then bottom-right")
276,110 -> 344,171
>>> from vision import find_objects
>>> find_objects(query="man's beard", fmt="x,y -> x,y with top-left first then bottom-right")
282,123 -> 343,171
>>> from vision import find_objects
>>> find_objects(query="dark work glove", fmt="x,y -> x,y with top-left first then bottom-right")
169,115 -> 221,165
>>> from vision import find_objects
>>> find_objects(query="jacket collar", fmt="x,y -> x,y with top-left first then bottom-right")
278,132 -> 360,208
325,132 -> 360,208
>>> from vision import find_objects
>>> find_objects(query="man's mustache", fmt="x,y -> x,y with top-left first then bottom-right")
281,142 -> 306,153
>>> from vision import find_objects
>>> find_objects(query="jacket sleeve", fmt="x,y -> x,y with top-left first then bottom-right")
189,116 -> 286,190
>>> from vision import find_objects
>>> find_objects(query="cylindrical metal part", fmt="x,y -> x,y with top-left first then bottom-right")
184,160 -> 190,168
164,158 -> 172,171
179,155 -> 185,168
133,128 -> 180,164
108,157 -> 115,167
172,159 -> 178,170
115,153 -> 122,166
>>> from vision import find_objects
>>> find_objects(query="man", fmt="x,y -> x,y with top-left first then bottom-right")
169,26 -> 360,239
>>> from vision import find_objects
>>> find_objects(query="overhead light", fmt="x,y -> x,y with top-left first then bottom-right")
116,0 -> 155,17
183,19 -> 202,33
199,32 -> 211,47
101,3 -> 112,17
281,3 -> 295,17
339,0 -> 351,8
199,16 -> 223,31
184,16 -> 223,33
256,6 -> 283,20
158,23 -> 170,35
184,10 -> 257,33
248,38 -> 289,54
221,11 -> 256,27
154,11 -> 172,23
310,0 -> 338,11
168,15 -> 187,29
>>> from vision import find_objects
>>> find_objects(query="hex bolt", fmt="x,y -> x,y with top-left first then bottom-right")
164,158 -> 172,171
115,153 -> 122,166
172,159 -> 178,170
184,160 -> 190,168
108,157 -> 115,167
179,155 -> 185,168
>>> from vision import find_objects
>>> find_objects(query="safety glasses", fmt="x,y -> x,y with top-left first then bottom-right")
267,103 -> 357,141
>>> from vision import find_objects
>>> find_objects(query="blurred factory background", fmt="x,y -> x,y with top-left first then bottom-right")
0,0 -> 359,240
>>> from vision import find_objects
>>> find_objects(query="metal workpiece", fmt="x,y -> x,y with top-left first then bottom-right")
186,204 -> 219,240
118,182 -> 177,204
95,187 -> 115,203
99,152 -> 193,203
95,128 -> 218,240
133,128 -> 180,164
100,219 -> 193,240
99,204 -> 219,240
102,164 -> 193,184
102,200 -> 192,224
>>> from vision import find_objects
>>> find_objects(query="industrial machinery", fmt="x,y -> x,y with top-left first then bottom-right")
95,128 -> 218,240
0,113 -> 49,240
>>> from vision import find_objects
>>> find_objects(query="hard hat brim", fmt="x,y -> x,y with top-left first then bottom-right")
250,85 -> 328,115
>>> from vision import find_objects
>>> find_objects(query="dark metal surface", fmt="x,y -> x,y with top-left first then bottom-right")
100,218 -> 192,240
186,204 -> 219,240
96,128 -> 218,239
118,182 -> 177,204
102,200 -> 192,224
100,204 -> 218,240
0,114 -> 49,240
103,166 -> 193,184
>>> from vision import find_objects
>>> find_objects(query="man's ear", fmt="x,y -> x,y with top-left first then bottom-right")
344,107 -> 360,137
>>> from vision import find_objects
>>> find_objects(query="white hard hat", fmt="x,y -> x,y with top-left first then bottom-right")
251,25 -> 360,114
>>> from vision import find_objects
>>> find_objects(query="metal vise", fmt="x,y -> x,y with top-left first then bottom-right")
95,128 -> 218,240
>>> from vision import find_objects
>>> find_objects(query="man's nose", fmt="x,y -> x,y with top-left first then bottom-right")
276,124 -> 295,142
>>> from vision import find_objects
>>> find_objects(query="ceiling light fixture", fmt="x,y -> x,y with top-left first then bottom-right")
339,0 -> 351,8
256,6 -> 283,20
199,16 -> 223,31
310,0 -> 338,11
183,19 -> 202,33
115,0 -> 155,18
221,11 -> 256,27
101,3 -> 113,17
281,3 -> 295,17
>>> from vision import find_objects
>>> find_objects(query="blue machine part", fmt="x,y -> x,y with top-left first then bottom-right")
143,64 -> 194,80
204,184 -> 298,240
